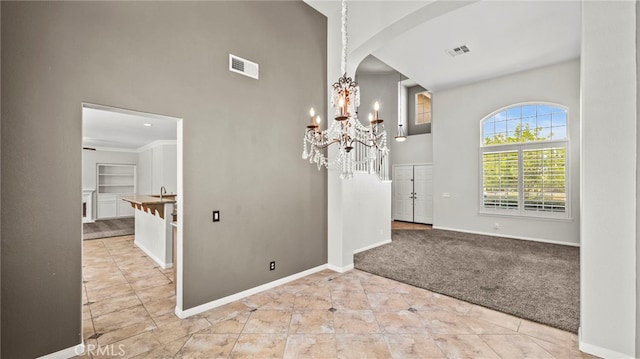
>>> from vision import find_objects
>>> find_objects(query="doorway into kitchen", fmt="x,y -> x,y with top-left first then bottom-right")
81,103 -> 183,345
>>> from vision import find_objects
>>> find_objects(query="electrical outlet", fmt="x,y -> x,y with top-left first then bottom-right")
269,261 -> 275,271
213,211 -> 220,222
494,222 -> 500,230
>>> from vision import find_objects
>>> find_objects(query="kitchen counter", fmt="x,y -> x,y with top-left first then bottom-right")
121,194 -> 176,219
121,194 -> 177,269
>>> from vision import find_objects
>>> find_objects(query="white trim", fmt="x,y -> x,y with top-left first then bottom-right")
176,119 -> 184,315
82,102 -> 180,121
135,140 -> 178,153
327,263 -> 354,273
36,343 -> 84,359
579,336 -> 634,359
90,146 -> 139,153
478,211 -> 574,223
134,240 -> 173,269
353,239 -> 392,254
175,264 -> 328,319
432,226 -> 579,247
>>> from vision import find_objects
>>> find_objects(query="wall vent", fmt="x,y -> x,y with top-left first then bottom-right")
229,54 -> 259,80
446,45 -> 471,57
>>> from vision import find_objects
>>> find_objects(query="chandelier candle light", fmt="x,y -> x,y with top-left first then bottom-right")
301,0 -> 389,180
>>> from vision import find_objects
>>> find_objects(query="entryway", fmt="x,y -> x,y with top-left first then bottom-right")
393,164 -> 433,224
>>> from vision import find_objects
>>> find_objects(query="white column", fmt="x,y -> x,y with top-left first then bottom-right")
580,1 -> 637,358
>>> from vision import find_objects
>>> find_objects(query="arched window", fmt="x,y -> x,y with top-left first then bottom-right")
480,103 -> 569,218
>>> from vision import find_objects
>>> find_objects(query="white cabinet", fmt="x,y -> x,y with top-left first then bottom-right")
97,164 -> 136,219
98,195 -> 118,218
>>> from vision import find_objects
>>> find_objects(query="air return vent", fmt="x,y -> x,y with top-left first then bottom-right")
229,54 -> 259,80
446,45 -> 470,57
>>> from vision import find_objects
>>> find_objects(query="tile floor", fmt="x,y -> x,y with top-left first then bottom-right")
80,235 -> 598,358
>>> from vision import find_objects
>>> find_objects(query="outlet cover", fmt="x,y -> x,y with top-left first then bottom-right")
213,211 -> 220,222
269,261 -> 275,271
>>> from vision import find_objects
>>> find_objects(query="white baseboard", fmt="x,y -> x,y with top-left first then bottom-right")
134,240 -> 171,269
327,263 -> 354,273
36,342 -> 84,359
325,239 -> 392,274
353,239 -> 392,254
175,264 -> 328,319
579,335 -> 634,359
432,226 -> 580,247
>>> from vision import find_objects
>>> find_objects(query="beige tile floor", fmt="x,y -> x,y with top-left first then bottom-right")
79,235 -> 598,359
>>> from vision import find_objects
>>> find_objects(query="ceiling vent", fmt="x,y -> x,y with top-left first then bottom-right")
446,45 -> 471,57
229,54 -> 259,80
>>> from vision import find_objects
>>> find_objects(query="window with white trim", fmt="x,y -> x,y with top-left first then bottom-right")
481,103 -> 568,218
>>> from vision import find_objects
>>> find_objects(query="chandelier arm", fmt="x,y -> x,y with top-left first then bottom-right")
312,139 -> 342,149
350,139 -> 378,148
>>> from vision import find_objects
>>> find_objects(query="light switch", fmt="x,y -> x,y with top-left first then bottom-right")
213,211 -> 220,222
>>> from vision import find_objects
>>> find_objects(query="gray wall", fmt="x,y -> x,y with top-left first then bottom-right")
407,85 -> 430,135
433,59 -> 580,245
1,2 -> 326,357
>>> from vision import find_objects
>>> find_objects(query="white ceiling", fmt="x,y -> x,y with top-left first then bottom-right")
305,0 -> 581,92
82,105 -> 177,150
357,55 -> 397,74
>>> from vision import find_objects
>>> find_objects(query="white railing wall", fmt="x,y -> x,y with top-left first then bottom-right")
352,141 -> 389,181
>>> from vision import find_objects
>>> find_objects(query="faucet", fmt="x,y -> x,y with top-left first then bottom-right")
160,186 -> 167,200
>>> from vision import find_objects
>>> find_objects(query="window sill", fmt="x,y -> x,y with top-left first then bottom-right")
478,211 -> 574,223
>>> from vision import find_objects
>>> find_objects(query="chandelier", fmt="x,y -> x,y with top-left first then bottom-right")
302,0 -> 388,180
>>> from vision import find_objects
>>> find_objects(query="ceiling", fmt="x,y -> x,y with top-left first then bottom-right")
82,105 -> 177,150
305,0 -> 581,92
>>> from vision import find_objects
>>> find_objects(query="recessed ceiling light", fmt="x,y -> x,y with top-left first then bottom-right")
143,123 -> 152,127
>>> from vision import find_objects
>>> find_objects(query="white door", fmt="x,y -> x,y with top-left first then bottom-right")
393,165 -> 414,221
413,165 -> 433,224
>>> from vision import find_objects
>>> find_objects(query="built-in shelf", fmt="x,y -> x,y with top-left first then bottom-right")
97,163 -> 136,219
97,164 -> 136,195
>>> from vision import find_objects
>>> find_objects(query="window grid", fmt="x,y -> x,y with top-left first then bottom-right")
415,92 -> 431,125
483,104 -> 567,145
480,103 -> 568,218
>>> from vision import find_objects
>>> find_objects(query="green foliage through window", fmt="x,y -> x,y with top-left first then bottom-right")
481,104 -> 568,215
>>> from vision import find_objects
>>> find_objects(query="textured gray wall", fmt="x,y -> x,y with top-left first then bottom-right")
1,2 -> 326,357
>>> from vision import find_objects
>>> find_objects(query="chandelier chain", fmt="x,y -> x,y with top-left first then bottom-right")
301,0 -> 389,180
341,0 -> 348,75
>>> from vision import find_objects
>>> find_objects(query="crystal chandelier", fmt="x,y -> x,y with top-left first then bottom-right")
302,0 -> 388,180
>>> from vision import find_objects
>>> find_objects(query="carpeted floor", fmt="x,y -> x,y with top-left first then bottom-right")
354,229 -> 580,333
83,218 -> 134,240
